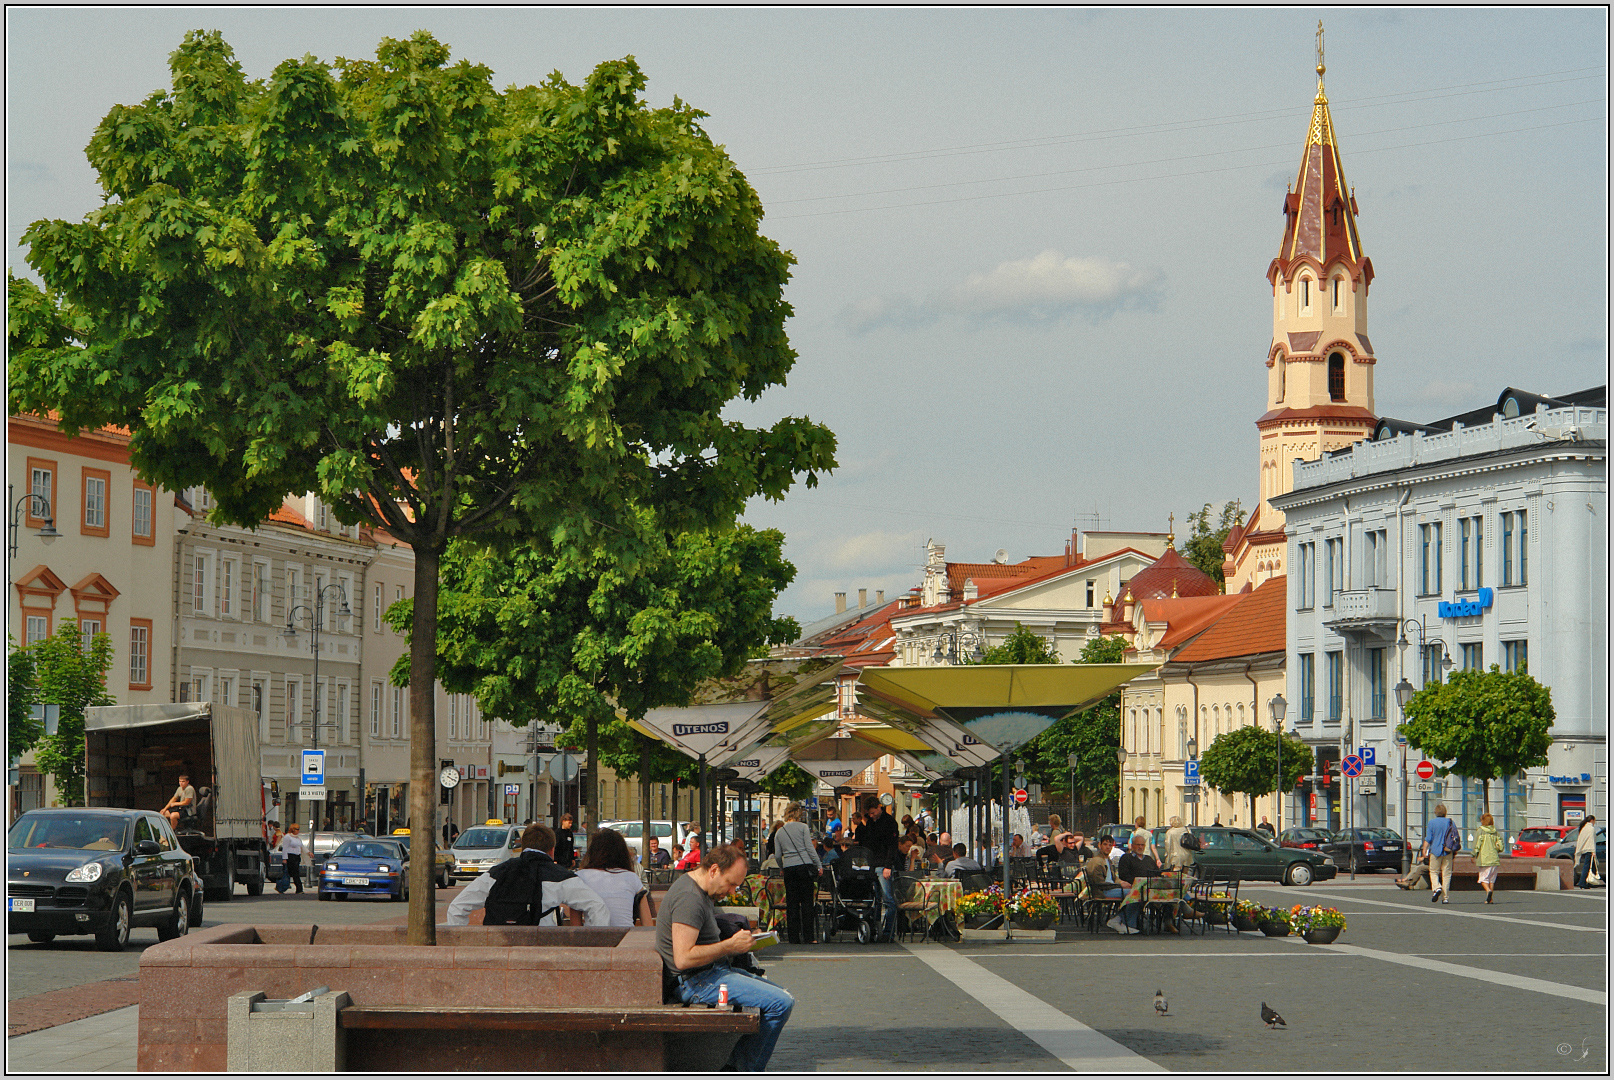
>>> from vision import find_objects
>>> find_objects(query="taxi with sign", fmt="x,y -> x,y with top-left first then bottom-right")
389,828 -> 455,889
449,823 -> 523,881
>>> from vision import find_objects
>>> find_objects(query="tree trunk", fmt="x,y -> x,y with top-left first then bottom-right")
1481,778 -> 1490,815
407,544 -> 442,946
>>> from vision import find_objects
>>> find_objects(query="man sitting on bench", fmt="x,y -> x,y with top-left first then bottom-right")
163,774 -> 196,832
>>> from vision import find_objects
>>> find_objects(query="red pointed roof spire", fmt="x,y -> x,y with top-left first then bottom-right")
1272,22 -> 1371,287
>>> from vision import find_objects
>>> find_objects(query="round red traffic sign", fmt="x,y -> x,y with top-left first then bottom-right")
1013,788 -> 1028,805
1416,760 -> 1436,781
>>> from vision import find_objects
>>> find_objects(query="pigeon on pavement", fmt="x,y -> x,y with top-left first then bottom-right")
1154,990 -> 1168,1016
1261,1002 -> 1286,1029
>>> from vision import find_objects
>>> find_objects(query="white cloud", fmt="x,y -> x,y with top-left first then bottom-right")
814,528 -> 924,572
841,249 -> 1160,334
1416,379 -> 1482,410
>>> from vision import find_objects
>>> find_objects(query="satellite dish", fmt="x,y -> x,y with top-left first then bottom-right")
993,549 -> 1009,564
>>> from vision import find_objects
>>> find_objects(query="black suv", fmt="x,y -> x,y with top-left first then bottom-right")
8,808 -> 204,950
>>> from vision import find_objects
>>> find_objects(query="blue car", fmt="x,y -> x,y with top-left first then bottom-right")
317,839 -> 410,902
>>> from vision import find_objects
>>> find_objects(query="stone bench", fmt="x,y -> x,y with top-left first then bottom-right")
338,1003 -> 758,1072
138,923 -> 742,1071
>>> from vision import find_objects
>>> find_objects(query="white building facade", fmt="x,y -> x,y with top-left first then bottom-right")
1274,397 -> 1607,841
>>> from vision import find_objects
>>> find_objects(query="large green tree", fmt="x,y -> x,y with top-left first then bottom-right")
8,638 -> 43,764
1183,500 -> 1245,585
9,31 -> 833,943
28,627 -> 116,807
1196,724 -> 1312,826
1399,665 -> 1554,813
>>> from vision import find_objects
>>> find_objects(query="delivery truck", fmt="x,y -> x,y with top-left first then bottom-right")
84,702 -> 270,900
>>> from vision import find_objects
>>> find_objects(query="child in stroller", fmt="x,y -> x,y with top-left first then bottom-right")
825,844 -> 883,944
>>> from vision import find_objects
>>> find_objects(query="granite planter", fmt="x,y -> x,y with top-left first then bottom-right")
1259,921 -> 1291,938
1302,926 -> 1343,945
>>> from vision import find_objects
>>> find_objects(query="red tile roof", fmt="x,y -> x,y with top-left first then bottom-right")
1134,595 -> 1244,650
1170,576 -> 1288,662
1123,547 -> 1218,601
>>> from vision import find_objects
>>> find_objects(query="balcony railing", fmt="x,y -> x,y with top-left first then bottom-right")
1333,587 -> 1397,620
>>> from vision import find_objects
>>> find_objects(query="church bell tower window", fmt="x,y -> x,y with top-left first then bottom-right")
1327,352 -> 1345,401
1300,277 -> 1312,315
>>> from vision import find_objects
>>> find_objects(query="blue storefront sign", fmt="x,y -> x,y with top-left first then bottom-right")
1437,588 -> 1493,619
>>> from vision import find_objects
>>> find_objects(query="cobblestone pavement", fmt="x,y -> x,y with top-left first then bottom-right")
8,880 -> 1605,1072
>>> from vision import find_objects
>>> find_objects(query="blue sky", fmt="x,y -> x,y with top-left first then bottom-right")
7,7 -> 1607,620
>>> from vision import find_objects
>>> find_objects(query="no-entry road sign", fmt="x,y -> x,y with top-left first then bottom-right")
1013,788 -> 1029,805
1416,760 -> 1436,781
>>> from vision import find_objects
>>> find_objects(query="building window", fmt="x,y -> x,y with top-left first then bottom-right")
1459,517 -> 1483,591
1300,277 -> 1312,314
220,560 -> 235,617
287,679 -> 301,743
129,620 -> 152,689
370,682 -> 382,737
1328,353 -> 1345,402
394,587 -> 404,632
1326,652 -> 1343,723
1364,529 -> 1388,587
220,676 -> 234,708
287,567 -> 302,614
1419,523 -> 1442,595
78,618 -> 101,653
82,468 -> 110,536
194,554 -> 210,616
1323,538 -> 1339,605
1297,543 -> 1315,608
374,583 -> 384,632
1501,512 -> 1519,585
1086,581 -> 1095,608
26,614 -> 49,645
1367,647 -> 1386,719
1503,640 -> 1528,674
449,695 -> 459,741
1299,653 -> 1315,723
1518,510 -> 1528,584
1176,708 -> 1188,759
26,458 -> 55,528
1332,277 -> 1342,311
132,482 -> 154,544
1461,643 -> 1483,672
1423,643 -> 1446,685
391,686 -> 402,739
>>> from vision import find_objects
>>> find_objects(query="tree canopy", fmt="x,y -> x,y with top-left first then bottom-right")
27,627 -> 116,806
1196,723 -> 1312,825
1399,665 -> 1554,812
8,30 -> 834,943
1183,500 -> 1245,585
8,638 -> 43,764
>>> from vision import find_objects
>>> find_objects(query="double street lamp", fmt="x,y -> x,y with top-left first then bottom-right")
1393,676 -> 1418,874
283,582 -> 352,877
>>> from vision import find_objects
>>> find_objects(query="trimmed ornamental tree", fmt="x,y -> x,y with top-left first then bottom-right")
1196,724 -> 1312,827
393,523 -> 800,843
1399,665 -> 1554,813
8,31 -> 834,943
27,627 -> 117,807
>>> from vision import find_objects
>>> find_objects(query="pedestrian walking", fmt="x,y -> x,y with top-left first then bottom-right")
1421,803 -> 1459,903
554,812 -> 576,867
773,802 -> 822,944
276,822 -> 304,894
1473,813 -> 1503,903
1573,815 -> 1600,888
859,796 -> 901,942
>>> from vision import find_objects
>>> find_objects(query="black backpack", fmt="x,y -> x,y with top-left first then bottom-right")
483,851 -> 578,926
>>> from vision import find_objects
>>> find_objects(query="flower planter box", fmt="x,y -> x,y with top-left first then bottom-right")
1259,921 -> 1291,938
1302,926 -> 1342,945
1010,914 -> 1056,931
1231,915 -> 1263,933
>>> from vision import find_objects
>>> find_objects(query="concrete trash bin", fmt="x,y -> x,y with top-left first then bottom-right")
227,989 -> 350,1072
1536,867 -> 1561,891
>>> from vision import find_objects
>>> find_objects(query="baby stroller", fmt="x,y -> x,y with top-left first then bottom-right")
824,844 -> 883,944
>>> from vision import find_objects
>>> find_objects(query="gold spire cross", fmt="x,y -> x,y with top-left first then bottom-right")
1316,20 -> 1325,77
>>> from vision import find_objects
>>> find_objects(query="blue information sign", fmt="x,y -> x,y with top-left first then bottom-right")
301,749 -> 326,786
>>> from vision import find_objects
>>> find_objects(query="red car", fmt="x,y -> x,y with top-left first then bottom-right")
1512,825 -> 1574,857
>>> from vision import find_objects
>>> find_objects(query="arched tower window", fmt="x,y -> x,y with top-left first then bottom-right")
1300,277 -> 1312,315
1328,352 -> 1346,401
1276,355 -> 1285,403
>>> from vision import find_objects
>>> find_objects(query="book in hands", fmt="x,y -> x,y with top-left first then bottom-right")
747,930 -> 780,951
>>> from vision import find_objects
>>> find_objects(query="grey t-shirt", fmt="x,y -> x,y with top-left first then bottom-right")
655,872 -> 720,975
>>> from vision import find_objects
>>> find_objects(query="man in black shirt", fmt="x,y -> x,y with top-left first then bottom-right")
858,796 -> 901,942
554,813 -> 576,867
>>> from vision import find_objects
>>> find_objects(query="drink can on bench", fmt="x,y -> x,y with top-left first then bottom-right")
719,983 -> 729,1006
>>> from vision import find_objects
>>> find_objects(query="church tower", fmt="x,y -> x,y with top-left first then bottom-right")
1227,26 -> 1378,592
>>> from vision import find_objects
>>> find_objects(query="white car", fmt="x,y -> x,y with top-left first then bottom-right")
449,823 -> 522,881
596,820 -> 677,864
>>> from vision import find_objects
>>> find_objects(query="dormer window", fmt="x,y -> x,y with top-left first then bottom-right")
1328,352 -> 1346,402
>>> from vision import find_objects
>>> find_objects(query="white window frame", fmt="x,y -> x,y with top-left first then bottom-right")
336,680 -> 351,744
80,617 -> 102,653
129,623 -> 149,685
84,473 -> 106,529
194,552 -> 211,616
26,614 -> 47,645
391,685 -> 402,739
132,485 -> 153,539
370,681 -> 382,737
374,583 -> 383,632
220,559 -> 236,617
287,676 -> 302,744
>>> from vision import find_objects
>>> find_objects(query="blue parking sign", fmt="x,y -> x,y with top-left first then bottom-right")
1184,759 -> 1200,784
1359,747 -> 1375,768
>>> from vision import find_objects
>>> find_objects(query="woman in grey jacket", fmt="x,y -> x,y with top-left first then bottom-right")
774,802 -> 823,944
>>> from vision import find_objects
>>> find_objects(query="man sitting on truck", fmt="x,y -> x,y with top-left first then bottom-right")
163,774 -> 197,832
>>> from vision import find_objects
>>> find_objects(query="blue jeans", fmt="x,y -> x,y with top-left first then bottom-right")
877,868 -> 897,940
1576,853 -> 1595,888
1120,901 -> 1142,930
678,961 -> 795,1072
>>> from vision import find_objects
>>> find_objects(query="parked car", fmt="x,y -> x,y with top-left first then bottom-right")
1545,825 -> 1606,865
450,823 -> 523,881
1278,827 -> 1337,850
1187,826 -> 1337,886
1513,825 -> 1576,857
389,829 -> 455,888
1327,827 -> 1407,873
8,807 -> 205,950
317,838 -> 410,902
596,819 -> 677,863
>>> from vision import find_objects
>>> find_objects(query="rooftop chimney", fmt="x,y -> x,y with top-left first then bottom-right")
834,591 -> 847,614
858,588 -> 868,609
876,590 -> 885,605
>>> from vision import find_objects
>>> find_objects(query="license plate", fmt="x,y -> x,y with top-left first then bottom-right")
1384,844 -> 1401,850
9,898 -> 36,912
342,877 -> 371,886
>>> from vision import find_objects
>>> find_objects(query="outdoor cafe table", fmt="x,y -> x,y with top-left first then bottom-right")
1120,870 -> 1186,933
736,874 -> 788,929
905,876 -> 963,922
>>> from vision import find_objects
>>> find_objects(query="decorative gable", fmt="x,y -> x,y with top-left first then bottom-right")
69,572 -> 121,619
14,564 -> 68,608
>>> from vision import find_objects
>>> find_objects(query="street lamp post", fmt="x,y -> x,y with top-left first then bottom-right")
7,486 -> 59,560
1115,745 -> 1128,826
1067,752 -> 1079,841
284,582 -> 352,883
1269,693 -> 1288,837
1394,677 -> 1417,874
